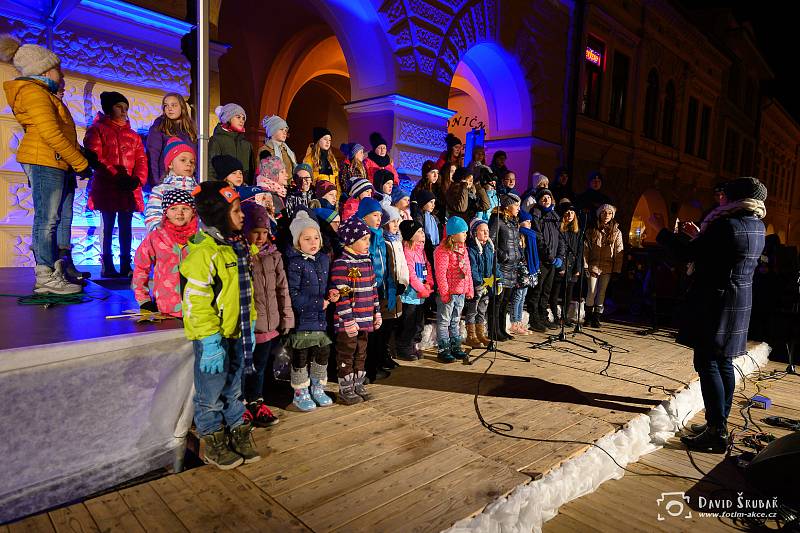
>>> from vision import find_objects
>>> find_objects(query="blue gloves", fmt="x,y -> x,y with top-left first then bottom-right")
249,320 -> 256,347
199,333 -> 224,374
553,257 -> 564,269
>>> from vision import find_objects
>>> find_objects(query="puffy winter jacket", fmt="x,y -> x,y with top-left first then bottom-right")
402,243 -> 432,305
558,230 -> 582,277
285,246 -> 330,332
3,78 -> 88,172
446,182 -> 490,222
364,155 -> 399,185
531,206 -> 565,264
146,116 -> 196,186
84,113 -> 148,212
434,242 -> 474,301
144,173 -> 198,232
180,230 -> 257,340
303,144 -> 340,196
132,224 -> 190,317
489,210 -> 522,286
252,244 -> 295,335
584,221 -> 624,275
467,238 -> 500,289
208,123 -> 254,182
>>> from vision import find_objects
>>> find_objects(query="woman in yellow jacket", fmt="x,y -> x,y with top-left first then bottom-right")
1,35 -> 89,295
303,127 -> 340,197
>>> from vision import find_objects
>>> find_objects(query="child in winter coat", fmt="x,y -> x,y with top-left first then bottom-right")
330,215 -> 381,404
338,142 -> 367,196
489,193 -> 522,340
132,188 -> 197,317
241,202 -> 294,425
528,188 -> 565,331
434,216 -> 473,363
144,137 -> 197,232
146,93 -> 197,187
211,154 -> 245,187
584,203 -> 624,328
315,180 -> 338,211
285,210 -> 336,411
515,210 -> 540,335
84,91 -> 147,278
396,220 -> 433,360
365,132 -> 399,185
180,181 -> 260,469
303,127 -> 340,195
341,178 -> 374,222
368,206 -> 409,374
284,163 -> 316,217
208,103 -> 253,182
551,200 -> 581,326
392,188 -> 412,221
374,169 -> 395,210
464,218 -> 498,348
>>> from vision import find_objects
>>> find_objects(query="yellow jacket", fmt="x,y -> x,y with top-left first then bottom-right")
303,143 -> 340,196
3,78 -> 88,172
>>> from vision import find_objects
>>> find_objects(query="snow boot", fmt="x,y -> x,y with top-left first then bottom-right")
229,422 -> 261,463
201,428 -> 243,470
337,374 -> 363,405
465,324 -> 482,348
437,339 -> 455,363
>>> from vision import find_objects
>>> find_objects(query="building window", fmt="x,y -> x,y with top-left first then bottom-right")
643,68 -> 659,139
661,81 -> 676,146
684,97 -> 698,155
697,105 -> 711,159
723,128 -> 740,173
581,36 -> 605,119
609,51 -> 630,128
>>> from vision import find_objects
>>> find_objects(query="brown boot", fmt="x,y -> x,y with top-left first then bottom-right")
475,323 -> 491,346
465,323 -> 482,348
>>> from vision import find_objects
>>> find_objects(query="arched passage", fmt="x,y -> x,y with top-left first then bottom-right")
286,74 -> 351,157
630,189 -> 669,247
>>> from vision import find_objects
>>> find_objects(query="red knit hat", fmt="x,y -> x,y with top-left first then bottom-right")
163,137 -> 196,171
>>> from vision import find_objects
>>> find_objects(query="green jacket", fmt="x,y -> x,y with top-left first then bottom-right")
207,123 -> 254,182
180,229 -> 257,340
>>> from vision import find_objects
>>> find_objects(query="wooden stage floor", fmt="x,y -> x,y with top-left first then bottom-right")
7,323 -> 762,532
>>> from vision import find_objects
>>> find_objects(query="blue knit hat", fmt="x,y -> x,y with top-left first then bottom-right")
314,207 -> 339,224
445,215 -> 468,237
356,197 -> 382,219
338,215 -> 371,246
518,209 -> 533,222
391,187 -> 410,205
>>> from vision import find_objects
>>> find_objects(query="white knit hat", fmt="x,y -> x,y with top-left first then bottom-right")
0,35 -> 60,77
215,103 -> 246,124
289,210 -> 320,249
261,115 -> 288,137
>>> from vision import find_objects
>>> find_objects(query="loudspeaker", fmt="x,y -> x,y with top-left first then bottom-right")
746,432 -> 800,502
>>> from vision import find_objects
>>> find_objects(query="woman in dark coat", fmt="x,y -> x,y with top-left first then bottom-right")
653,176 -> 767,453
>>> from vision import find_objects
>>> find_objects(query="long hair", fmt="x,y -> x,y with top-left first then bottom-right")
157,93 -> 197,142
436,163 -> 456,196
310,142 -> 339,175
560,212 -> 579,233
350,157 -> 365,178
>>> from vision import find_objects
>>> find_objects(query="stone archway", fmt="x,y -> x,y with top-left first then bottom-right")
630,189 -> 670,247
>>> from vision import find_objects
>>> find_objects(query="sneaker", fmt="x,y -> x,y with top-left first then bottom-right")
246,400 -> 279,427
229,422 -> 261,463
201,429 -> 243,470
34,261 -> 82,295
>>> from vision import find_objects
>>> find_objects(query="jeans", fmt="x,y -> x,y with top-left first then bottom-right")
527,263 -> 555,324
463,291 -> 490,325
102,210 -> 133,261
586,273 -> 612,312
694,351 -> 735,427
21,163 -> 75,267
242,338 -> 277,402
510,287 -> 528,322
436,294 -> 465,341
193,336 -> 246,436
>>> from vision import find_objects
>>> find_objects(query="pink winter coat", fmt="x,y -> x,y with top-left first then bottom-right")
434,242 -> 474,302
132,225 -> 190,317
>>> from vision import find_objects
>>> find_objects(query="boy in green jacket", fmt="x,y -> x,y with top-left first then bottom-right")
181,181 -> 260,469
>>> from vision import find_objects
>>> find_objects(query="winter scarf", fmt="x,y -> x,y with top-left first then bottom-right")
369,226 -> 387,294
23,75 -> 59,93
519,226 -> 541,274
368,151 -> 391,168
264,139 -> 296,166
162,217 -> 198,246
699,198 -> 766,234
257,175 -> 287,198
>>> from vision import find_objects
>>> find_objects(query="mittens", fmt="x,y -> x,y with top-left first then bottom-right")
344,320 -> 359,338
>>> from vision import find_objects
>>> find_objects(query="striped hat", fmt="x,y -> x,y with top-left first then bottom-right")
163,137 -> 196,171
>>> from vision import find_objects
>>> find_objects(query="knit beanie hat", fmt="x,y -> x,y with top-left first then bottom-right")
421,160 -> 437,177
259,156 -> 285,178
314,207 -> 339,224
415,190 -> 436,208
0,35 -> 60,76
400,219 -> 423,242
469,217 -> 488,237
242,202 -> 270,233
369,131 -> 389,151
338,215 -> 371,246
556,198 -> 576,216
215,103 -> 246,124
313,127 -> 332,143
211,154 -> 243,180
340,142 -> 365,161
289,210 -> 320,248
100,91 -> 129,115
445,133 -> 463,149
532,172 -> 549,189
236,185 -> 264,203
500,192 -> 521,207
452,167 -> 472,183
518,209 -> 533,223
375,169 -> 394,189
381,206 -> 402,226
261,115 -> 287,137
162,188 -> 195,213
349,178 -> 373,199
163,137 -> 196,171
596,203 -> 616,217
724,177 -> 768,202
391,187 -> 410,204
315,180 -> 337,199
193,181 -> 240,234
535,188 -> 554,202
445,216 -> 468,237
293,162 -> 313,176
356,197 -> 382,219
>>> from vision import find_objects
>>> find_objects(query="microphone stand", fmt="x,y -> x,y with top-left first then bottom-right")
467,203 -> 530,365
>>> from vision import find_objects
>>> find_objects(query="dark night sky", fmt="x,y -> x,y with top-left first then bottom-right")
677,1 -> 800,123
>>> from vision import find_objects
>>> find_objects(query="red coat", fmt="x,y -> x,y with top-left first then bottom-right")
364,156 -> 399,185
85,113 -> 147,212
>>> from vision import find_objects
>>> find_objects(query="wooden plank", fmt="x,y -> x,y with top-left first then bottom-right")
298,444 -> 480,531
48,504 -> 99,533
83,492 -> 145,533
149,472 -> 231,532
7,514 -> 55,533
118,484 -> 188,533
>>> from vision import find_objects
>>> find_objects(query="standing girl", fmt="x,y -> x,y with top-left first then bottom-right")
464,218 -> 497,348
85,91 -> 147,278
146,93 -> 197,186
365,132 -> 399,185
584,204 -> 623,328
284,163 -> 315,217
550,201 -> 580,326
208,103 -> 253,182
434,216 -> 473,363
339,142 -> 367,195
304,127 -> 339,195
397,220 -> 433,360
411,160 -> 439,204
489,193 -> 522,340
515,210 -> 540,335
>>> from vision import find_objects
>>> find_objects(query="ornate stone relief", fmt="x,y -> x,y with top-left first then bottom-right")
396,120 -> 447,151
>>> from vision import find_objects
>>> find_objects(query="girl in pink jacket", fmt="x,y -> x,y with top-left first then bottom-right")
132,188 -> 197,316
433,216 -> 473,363
396,220 -> 433,361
